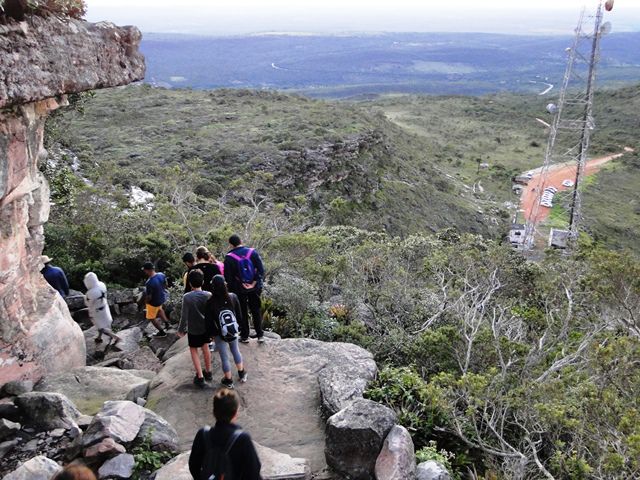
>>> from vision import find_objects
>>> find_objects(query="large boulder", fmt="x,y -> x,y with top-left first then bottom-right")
325,398 -> 397,480
2,455 -> 61,480
416,461 -> 452,480
136,407 -> 180,452
318,363 -> 376,417
1,380 -> 34,397
15,391 -> 80,430
83,400 -> 146,448
36,366 -> 155,414
374,425 -> 416,480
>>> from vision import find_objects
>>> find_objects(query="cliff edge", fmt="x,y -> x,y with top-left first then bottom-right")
0,14 -> 145,384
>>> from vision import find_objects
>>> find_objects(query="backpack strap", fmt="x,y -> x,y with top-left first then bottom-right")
227,252 -> 243,262
225,428 -> 244,454
244,248 -> 254,260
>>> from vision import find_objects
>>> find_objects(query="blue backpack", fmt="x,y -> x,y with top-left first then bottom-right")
227,248 -> 256,285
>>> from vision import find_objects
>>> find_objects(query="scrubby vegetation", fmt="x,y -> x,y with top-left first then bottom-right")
43,84 -> 640,479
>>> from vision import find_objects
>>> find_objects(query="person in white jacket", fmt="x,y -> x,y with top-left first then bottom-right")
84,272 -> 121,345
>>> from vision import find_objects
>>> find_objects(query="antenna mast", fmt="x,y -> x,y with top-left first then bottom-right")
523,1 -> 610,251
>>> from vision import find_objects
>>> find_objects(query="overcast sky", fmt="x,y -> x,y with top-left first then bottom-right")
85,0 -> 640,35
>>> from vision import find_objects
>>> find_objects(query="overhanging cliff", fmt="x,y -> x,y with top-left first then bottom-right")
0,14 -> 145,384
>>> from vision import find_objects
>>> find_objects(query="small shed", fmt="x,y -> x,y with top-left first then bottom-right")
509,224 -> 526,249
549,228 -> 570,249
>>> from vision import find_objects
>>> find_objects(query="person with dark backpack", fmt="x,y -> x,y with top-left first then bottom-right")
223,235 -> 265,344
205,275 -> 247,389
189,388 -> 261,480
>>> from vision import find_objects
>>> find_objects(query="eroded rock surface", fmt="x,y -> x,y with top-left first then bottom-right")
147,338 -> 376,475
375,425 -> 416,480
36,366 -> 155,414
0,14 -> 145,385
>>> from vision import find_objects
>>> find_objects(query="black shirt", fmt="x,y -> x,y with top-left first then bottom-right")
186,262 -> 221,293
189,421 -> 261,480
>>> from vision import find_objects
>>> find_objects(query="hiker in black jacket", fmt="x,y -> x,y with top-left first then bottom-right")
223,234 -> 265,343
189,388 -> 261,480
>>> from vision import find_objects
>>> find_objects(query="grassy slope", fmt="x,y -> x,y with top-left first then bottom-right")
365,84 -> 640,251
54,86 -> 494,237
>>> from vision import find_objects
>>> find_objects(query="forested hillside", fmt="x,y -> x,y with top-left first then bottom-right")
42,84 -> 640,479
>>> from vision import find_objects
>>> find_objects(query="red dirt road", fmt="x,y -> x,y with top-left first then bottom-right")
521,149 -> 632,224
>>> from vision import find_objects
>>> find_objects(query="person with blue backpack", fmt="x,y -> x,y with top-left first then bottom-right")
205,275 -> 247,389
223,234 -> 265,344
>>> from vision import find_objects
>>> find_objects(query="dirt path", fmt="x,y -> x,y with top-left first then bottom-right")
520,149 -> 631,224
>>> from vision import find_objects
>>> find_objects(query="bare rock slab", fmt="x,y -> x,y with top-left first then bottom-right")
325,398 -> 397,480
36,366 -> 155,414
318,363 -> 376,417
257,442 -> 311,480
375,425 -> 416,480
2,455 -> 61,480
148,338 -> 375,474
152,443 -> 310,480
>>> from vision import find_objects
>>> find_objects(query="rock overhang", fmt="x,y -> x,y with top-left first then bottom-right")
0,15 -> 146,108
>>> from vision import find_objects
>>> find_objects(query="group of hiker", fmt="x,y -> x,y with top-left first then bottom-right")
41,234 -> 265,479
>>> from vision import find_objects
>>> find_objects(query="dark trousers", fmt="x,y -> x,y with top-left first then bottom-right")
236,289 -> 263,339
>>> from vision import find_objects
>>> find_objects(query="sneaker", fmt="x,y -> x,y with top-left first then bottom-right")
239,337 -> 250,344
221,377 -> 234,389
257,336 -> 265,344
208,342 -> 216,352
238,370 -> 248,383
193,376 -> 205,388
94,337 -> 103,344
203,370 -> 213,381
153,330 -> 167,338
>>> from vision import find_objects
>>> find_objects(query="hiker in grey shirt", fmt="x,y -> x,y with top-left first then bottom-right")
178,269 -> 213,388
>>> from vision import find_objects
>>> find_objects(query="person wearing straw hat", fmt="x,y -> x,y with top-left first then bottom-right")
40,255 -> 69,298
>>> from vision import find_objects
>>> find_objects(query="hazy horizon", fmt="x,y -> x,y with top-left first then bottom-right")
85,0 -> 640,36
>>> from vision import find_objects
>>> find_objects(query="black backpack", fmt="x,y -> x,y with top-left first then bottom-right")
199,426 -> 243,480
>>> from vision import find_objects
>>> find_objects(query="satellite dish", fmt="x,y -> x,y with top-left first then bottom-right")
601,21 -> 612,35
546,103 -> 558,114
605,0 -> 614,12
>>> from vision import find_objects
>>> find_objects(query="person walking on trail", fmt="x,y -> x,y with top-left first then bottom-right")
178,269 -> 213,388
206,275 -> 247,389
40,255 -> 69,298
142,262 -> 169,338
189,388 -> 261,480
182,252 -> 196,293
84,272 -> 121,346
223,235 -> 265,344
195,245 -> 221,292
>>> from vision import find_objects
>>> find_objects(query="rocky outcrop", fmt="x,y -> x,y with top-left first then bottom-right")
325,398 -> 397,480
0,14 -> 145,385
15,391 -> 81,430
148,338 -> 376,474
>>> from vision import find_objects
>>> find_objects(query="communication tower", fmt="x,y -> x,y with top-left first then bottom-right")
523,0 -> 614,250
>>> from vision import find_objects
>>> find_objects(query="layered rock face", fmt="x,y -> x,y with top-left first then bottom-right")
0,15 -> 145,384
